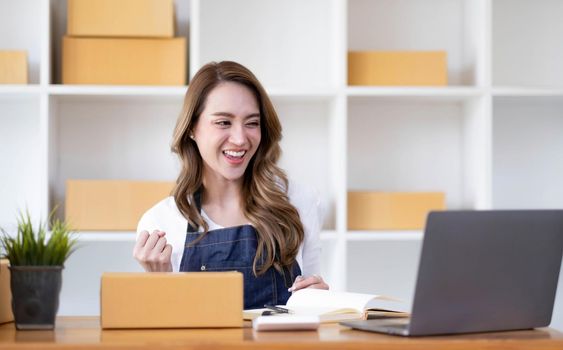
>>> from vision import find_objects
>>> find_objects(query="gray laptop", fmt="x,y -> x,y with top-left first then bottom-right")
341,210 -> 563,336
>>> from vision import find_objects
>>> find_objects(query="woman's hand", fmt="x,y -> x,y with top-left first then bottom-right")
288,274 -> 329,292
133,230 -> 173,272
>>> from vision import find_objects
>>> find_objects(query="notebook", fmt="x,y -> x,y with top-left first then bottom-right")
341,210 -> 563,336
244,289 -> 408,323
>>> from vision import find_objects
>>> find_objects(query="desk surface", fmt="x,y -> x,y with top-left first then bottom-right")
0,317 -> 562,350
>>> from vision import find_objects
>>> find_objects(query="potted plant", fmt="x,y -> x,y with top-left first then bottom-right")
0,210 -> 77,330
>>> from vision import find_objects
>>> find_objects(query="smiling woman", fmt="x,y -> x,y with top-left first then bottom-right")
132,61 -> 328,309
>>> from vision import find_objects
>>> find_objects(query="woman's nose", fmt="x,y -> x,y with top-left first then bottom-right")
228,124 -> 245,145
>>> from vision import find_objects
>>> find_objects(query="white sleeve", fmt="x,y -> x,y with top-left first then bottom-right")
299,190 -> 323,277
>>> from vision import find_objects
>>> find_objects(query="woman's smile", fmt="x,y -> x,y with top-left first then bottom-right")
223,149 -> 247,164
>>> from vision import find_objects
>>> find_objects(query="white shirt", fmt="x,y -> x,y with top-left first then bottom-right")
136,182 -> 322,276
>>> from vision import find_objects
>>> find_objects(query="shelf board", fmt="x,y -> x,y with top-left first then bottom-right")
0,85 -> 42,95
347,230 -> 423,241
492,86 -> 563,97
346,86 -> 482,101
47,84 -> 188,97
72,231 -> 136,242
61,230 -> 340,242
59,230 -> 341,242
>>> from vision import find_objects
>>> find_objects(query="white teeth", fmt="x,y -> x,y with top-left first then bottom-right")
223,150 -> 246,158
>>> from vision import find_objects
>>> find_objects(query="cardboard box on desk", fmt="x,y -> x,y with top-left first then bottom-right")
65,180 -> 174,231
62,36 -> 186,85
348,192 -> 446,230
0,260 -> 14,324
348,51 -> 447,86
0,51 -> 28,84
67,0 -> 174,37
100,272 -> 243,329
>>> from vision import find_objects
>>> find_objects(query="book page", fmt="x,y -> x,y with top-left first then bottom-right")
286,289 -> 390,313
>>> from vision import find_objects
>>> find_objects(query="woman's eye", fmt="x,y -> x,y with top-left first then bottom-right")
215,120 -> 231,127
246,121 -> 260,128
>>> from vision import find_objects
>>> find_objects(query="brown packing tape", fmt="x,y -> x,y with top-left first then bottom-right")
67,0 -> 174,37
348,51 -> 447,86
0,260 -> 14,324
62,36 -> 186,85
348,192 -> 446,230
65,180 -> 174,231
100,272 -> 244,329
0,51 -> 28,84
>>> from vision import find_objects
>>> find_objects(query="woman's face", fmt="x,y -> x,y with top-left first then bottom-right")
193,82 -> 262,184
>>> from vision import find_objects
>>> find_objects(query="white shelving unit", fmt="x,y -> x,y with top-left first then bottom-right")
1,0 -> 562,330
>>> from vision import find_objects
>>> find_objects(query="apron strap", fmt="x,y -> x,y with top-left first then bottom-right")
187,188 -> 202,232
187,187 -> 295,288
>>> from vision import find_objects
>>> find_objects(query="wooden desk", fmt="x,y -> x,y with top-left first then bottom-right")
0,317 -> 562,350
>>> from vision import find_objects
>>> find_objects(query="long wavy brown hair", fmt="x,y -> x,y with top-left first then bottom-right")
171,61 -> 304,276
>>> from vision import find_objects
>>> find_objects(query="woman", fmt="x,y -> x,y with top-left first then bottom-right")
133,61 -> 328,309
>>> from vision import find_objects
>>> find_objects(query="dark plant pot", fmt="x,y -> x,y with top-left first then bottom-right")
9,266 -> 63,330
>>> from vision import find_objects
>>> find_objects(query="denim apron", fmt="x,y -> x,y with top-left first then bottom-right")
179,191 -> 302,309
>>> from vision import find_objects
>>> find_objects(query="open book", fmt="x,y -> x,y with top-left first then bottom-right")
243,289 -> 409,323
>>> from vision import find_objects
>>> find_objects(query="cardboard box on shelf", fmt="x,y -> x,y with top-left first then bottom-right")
348,192 -> 446,230
100,272 -> 243,329
0,51 -> 28,84
62,36 -> 186,85
67,0 -> 174,38
348,51 -> 447,86
65,180 -> 175,231
0,260 -> 14,324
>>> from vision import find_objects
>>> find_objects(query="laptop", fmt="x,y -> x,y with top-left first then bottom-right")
341,210 -> 563,336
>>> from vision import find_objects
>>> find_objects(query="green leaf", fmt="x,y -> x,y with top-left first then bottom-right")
0,209 -> 78,266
